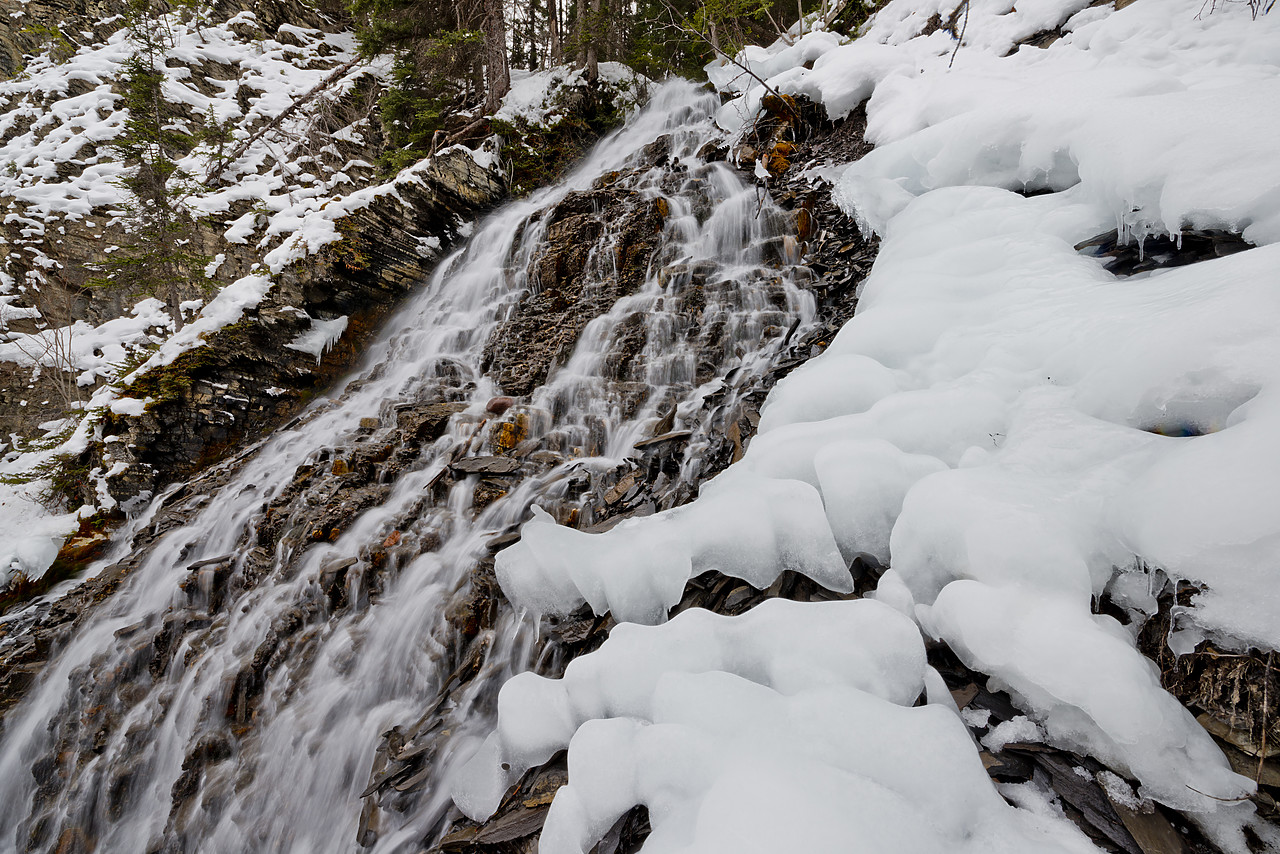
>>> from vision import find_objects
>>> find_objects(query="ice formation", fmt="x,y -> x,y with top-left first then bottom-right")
466,0 -> 1280,851
455,600 -> 1100,854
496,474 -> 851,625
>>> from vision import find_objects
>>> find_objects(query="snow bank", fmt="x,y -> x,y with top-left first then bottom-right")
711,0 -> 1280,245
496,473 -> 850,625
454,599 -> 1098,854
478,0 -> 1280,848
0,482 -> 82,587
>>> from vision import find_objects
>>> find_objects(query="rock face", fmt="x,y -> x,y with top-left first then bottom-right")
89,151 -> 505,506
481,179 -> 668,396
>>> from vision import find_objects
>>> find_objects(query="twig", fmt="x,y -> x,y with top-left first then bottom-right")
1185,784 -> 1252,803
948,0 -> 970,69
652,4 -> 791,107
1259,651 -> 1272,784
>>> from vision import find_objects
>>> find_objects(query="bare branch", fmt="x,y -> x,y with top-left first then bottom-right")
651,3 -> 790,106
205,57 -> 362,185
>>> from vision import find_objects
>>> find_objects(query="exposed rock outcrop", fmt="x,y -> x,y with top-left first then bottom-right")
90,150 -> 505,506
481,179 -> 668,396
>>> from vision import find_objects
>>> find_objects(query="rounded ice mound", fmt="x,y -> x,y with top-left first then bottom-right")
495,473 -> 851,625
453,598 -> 1097,854
757,353 -> 900,433
923,581 -> 1254,813
814,438 -> 947,566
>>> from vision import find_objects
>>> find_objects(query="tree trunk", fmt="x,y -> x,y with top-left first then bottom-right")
548,0 -> 561,64
482,0 -> 510,113
169,281 -> 185,332
584,0 -> 600,83
571,0 -> 586,66
608,0 -> 622,61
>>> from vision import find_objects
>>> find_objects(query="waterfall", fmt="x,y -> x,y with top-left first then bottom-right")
0,80 -> 816,854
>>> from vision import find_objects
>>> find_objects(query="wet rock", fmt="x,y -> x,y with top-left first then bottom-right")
1074,227 -> 1251,277
632,430 -> 692,449
485,396 -> 515,416
471,478 -> 510,512
450,456 -> 522,475
481,178 -> 667,396
397,402 -> 467,442
485,530 -> 522,552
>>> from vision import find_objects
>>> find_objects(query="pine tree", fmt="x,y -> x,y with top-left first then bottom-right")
97,0 -> 206,331
351,0 -> 510,159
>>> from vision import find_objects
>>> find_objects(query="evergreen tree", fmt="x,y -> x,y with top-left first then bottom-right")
350,0 -> 510,158
98,0 -> 206,331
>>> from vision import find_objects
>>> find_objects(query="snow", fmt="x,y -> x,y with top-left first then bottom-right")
455,599 -> 1099,854
474,1 -> 1280,851
0,297 -> 171,386
128,273 -> 272,374
107,396 -> 152,416
260,148 -> 497,273
284,314 -> 348,364
495,62 -> 648,127
0,481 -> 81,585
981,715 -> 1045,753
496,474 -> 850,625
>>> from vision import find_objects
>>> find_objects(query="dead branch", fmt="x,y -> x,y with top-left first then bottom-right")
651,4 -> 791,106
206,57 -> 362,185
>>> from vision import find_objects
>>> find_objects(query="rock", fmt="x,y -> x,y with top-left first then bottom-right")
1107,799 -> 1186,854
1074,227 -> 1251,277
59,532 -> 110,564
486,530 -> 522,552
485,396 -> 515,416
471,478 -> 510,512
446,584 -> 493,637
604,471 -> 638,505
1197,712 -> 1280,759
78,150 -> 504,510
490,415 -> 529,454
358,417 -> 380,430
396,402 -> 467,442
633,430 -> 692,449
449,456 -> 522,475
481,178 -> 667,396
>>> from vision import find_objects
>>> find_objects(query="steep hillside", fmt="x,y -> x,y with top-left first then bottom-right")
0,0 -> 643,595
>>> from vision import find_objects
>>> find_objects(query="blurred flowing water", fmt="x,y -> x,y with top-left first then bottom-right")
0,80 -> 815,854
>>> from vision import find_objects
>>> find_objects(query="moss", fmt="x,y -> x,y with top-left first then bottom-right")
493,90 -> 626,197
327,218 -> 372,273
124,345 -> 219,404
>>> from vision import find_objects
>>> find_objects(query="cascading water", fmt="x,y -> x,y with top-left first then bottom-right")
0,80 -> 816,854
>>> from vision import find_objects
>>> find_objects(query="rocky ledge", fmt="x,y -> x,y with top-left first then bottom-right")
81,151 -> 504,510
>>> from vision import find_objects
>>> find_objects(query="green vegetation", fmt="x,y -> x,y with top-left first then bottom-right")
351,0 -> 875,170
93,0 -> 213,331
20,22 -> 78,63
351,0 -> 509,162
492,95 -> 625,196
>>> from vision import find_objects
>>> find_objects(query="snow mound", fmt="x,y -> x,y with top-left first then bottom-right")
495,62 -> 649,128
454,598 -> 1099,854
475,0 -> 1280,847
710,0 -> 1280,246
496,473 -> 851,625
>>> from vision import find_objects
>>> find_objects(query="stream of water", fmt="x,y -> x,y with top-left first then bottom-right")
0,80 -> 814,854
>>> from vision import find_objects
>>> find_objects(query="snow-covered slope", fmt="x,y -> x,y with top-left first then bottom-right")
461,1 -> 1280,851
0,3 -> 512,588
